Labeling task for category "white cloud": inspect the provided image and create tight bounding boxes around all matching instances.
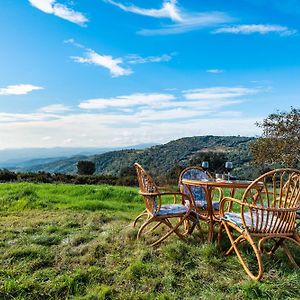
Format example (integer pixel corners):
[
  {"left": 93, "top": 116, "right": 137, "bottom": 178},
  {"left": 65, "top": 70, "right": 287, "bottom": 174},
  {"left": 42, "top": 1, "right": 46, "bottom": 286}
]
[
  {"left": 0, "top": 84, "right": 44, "bottom": 96},
  {"left": 126, "top": 54, "right": 173, "bottom": 64},
  {"left": 105, "top": 0, "right": 232, "bottom": 35},
  {"left": 0, "top": 85, "right": 265, "bottom": 148},
  {"left": 42, "top": 136, "right": 52, "bottom": 141},
  {"left": 79, "top": 93, "right": 175, "bottom": 109},
  {"left": 213, "top": 24, "right": 297, "bottom": 36},
  {"left": 0, "top": 112, "right": 260, "bottom": 149},
  {"left": 39, "top": 104, "right": 72, "bottom": 113},
  {"left": 206, "top": 69, "right": 224, "bottom": 73},
  {"left": 183, "top": 87, "right": 257, "bottom": 100},
  {"left": 29, "top": 0, "right": 88, "bottom": 26},
  {"left": 105, "top": 0, "right": 182, "bottom": 21},
  {"left": 67, "top": 39, "right": 173, "bottom": 77},
  {"left": 71, "top": 49, "right": 132, "bottom": 78}
]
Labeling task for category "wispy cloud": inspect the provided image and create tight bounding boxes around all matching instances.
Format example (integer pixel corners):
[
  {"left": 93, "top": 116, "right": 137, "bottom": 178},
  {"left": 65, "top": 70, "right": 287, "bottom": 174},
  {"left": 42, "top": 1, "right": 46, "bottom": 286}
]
[
  {"left": 67, "top": 39, "right": 173, "bottom": 77},
  {"left": 182, "top": 87, "right": 257, "bottom": 100},
  {"left": 28, "top": 0, "right": 88, "bottom": 26},
  {"left": 213, "top": 24, "right": 297, "bottom": 36},
  {"left": 39, "top": 104, "right": 72, "bottom": 113},
  {"left": 206, "top": 69, "right": 224, "bottom": 74},
  {"left": 79, "top": 86, "right": 259, "bottom": 114},
  {"left": 0, "top": 112, "right": 259, "bottom": 148},
  {"left": 105, "top": 0, "right": 232, "bottom": 35},
  {"left": 0, "top": 85, "right": 264, "bottom": 148},
  {"left": 71, "top": 49, "right": 132, "bottom": 78},
  {"left": 105, "top": 0, "right": 182, "bottom": 21},
  {"left": 0, "top": 84, "right": 43, "bottom": 96},
  {"left": 79, "top": 93, "right": 175, "bottom": 109},
  {"left": 126, "top": 54, "right": 173, "bottom": 64}
]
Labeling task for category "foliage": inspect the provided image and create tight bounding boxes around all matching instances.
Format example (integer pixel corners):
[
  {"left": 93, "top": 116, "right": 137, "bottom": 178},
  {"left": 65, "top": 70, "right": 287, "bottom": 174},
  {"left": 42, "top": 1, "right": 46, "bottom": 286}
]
[
  {"left": 0, "top": 183, "right": 299, "bottom": 299},
  {"left": 250, "top": 107, "right": 300, "bottom": 168},
  {"left": 19, "top": 136, "right": 255, "bottom": 180},
  {"left": 0, "top": 169, "right": 17, "bottom": 181},
  {"left": 77, "top": 161, "right": 96, "bottom": 175}
]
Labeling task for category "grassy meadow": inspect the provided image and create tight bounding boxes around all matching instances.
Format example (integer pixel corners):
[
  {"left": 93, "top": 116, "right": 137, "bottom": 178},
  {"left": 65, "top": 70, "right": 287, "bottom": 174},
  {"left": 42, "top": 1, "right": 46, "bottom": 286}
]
[{"left": 0, "top": 182, "right": 299, "bottom": 299}]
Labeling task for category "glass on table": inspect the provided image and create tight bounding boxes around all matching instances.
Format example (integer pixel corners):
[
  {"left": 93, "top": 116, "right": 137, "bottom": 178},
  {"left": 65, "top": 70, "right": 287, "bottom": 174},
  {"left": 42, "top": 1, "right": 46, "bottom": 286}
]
[
  {"left": 225, "top": 161, "right": 233, "bottom": 182},
  {"left": 201, "top": 161, "right": 209, "bottom": 172}
]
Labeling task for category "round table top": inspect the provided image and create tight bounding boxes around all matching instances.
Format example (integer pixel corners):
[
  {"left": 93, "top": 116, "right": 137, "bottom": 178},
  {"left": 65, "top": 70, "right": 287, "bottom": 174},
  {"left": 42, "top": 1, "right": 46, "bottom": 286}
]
[{"left": 181, "top": 178, "right": 263, "bottom": 189}]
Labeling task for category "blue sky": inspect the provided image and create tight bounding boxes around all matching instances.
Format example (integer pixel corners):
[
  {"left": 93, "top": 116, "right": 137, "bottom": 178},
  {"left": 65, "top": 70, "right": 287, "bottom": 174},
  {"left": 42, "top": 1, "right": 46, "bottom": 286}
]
[{"left": 0, "top": 0, "right": 299, "bottom": 149}]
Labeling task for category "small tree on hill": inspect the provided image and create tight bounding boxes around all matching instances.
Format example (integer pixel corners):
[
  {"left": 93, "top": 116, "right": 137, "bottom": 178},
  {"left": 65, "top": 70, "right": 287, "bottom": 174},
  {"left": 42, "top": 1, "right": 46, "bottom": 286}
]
[
  {"left": 250, "top": 107, "right": 300, "bottom": 167},
  {"left": 77, "top": 160, "right": 96, "bottom": 175}
]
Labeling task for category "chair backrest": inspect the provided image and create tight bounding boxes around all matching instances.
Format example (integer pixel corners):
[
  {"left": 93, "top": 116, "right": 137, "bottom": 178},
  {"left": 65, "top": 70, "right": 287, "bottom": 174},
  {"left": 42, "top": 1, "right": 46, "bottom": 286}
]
[
  {"left": 178, "top": 166, "right": 212, "bottom": 203},
  {"left": 242, "top": 168, "right": 300, "bottom": 233},
  {"left": 134, "top": 163, "right": 159, "bottom": 215}
]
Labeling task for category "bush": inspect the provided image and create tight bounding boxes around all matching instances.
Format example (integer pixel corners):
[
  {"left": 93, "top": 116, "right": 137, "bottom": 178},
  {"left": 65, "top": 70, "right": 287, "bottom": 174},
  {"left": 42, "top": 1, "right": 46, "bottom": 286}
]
[{"left": 0, "top": 169, "right": 18, "bottom": 182}]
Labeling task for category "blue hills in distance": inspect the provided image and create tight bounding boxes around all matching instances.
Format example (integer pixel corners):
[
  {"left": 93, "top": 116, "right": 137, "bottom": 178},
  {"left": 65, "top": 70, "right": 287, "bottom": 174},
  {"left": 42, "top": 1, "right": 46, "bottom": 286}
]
[
  {"left": 0, "top": 143, "right": 156, "bottom": 170},
  {"left": 0, "top": 136, "right": 255, "bottom": 178}
]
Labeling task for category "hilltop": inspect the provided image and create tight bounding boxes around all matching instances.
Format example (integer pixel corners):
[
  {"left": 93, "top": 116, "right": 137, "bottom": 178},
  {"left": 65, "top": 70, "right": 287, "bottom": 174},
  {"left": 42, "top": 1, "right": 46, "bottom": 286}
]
[{"left": 18, "top": 136, "right": 255, "bottom": 179}]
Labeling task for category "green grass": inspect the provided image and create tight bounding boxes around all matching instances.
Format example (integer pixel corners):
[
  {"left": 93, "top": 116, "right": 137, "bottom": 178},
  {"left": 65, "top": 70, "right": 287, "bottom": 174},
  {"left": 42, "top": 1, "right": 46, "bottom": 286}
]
[{"left": 0, "top": 183, "right": 299, "bottom": 299}]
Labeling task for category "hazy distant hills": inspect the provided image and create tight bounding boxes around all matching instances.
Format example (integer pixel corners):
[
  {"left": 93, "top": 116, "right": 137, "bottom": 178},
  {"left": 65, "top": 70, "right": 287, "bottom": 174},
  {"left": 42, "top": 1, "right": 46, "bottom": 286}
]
[
  {"left": 7, "top": 136, "right": 255, "bottom": 177},
  {"left": 0, "top": 144, "right": 155, "bottom": 170}
]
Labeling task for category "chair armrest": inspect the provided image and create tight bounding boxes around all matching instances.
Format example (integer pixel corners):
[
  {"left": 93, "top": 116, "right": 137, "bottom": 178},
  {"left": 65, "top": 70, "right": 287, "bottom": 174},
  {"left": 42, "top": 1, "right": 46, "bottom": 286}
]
[{"left": 219, "top": 197, "right": 246, "bottom": 216}]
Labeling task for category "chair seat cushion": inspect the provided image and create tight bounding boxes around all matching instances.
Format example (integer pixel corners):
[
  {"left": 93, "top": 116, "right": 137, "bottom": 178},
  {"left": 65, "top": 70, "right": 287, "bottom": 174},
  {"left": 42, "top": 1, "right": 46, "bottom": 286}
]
[
  {"left": 223, "top": 211, "right": 288, "bottom": 232},
  {"left": 156, "top": 204, "right": 188, "bottom": 216},
  {"left": 185, "top": 200, "right": 220, "bottom": 211}
]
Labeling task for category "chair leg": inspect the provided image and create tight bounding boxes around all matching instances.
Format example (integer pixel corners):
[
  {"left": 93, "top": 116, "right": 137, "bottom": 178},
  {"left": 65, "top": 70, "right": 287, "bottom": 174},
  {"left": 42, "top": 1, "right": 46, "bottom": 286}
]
[
  {"left": 143, "top": 221, "right": 163, "bottom": 235},
  {"left": 258, "top": 235, "right": 300, "bottom": 269},
  {"left": 218, "top": 223, "right": 224, "bottom": 248},
  {"left": 162, "top": 219, "right": 186, "bottom": 239},
  {"left": 133, "top": 210, "right": 148, "bottom": 227},
  {"left": 151, "top": 213, "right": 191, "bottom": 247},
  {"left": 280, "top": 235, "right": 300, "bottom": 269},
  {"left": 223, "top": 222, "right": 263, "bottom": 281},
  {"left": 183, "top": 212, "right": 200, "bottom": 235},
  {"left": 282, "top": 242, "right": 299, "bottom": 269},
  {"left": 258, "top": 237, "right": 283, "bottom": 256},
  {"left": 190, "top": 213, "right": 201, "bottom": 235},
  {"left": 137, "top": 217, "right": 154, "bottom": 240}
]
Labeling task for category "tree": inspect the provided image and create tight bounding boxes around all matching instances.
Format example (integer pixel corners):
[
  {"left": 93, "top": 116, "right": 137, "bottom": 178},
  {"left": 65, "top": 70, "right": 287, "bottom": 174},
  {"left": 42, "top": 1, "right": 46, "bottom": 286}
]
[
  {"left": 77, "top": 160, "right": 96, "bottom": 175},
  {"left": 250, "top": 107, "right": 300, "bottom": 167}
]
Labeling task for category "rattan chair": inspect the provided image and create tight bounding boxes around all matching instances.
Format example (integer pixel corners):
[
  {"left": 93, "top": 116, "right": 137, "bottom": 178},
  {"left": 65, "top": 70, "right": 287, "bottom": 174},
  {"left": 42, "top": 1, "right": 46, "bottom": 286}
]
[
  {"left": 178, "top": 166, "right": 223, "bottom": 239},
  {"left": 134, "top": 163, "right": 199, "bottom": 246},
  {"left": 219, "top": 168, "right": 300, "bottom": 280}
]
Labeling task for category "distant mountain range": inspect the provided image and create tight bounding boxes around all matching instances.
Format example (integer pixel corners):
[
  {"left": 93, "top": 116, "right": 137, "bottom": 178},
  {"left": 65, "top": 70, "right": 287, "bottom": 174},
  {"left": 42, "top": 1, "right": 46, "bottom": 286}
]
[
  {"left": 0, "top": 144, "right": 155, "bottom": 170},
  {"left": 2, "top": 136, "right": 256, "bottom": 178}
]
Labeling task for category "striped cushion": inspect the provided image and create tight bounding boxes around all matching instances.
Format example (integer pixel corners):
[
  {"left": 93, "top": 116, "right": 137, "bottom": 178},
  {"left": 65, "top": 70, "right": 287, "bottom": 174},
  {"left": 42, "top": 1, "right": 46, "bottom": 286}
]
[
  {"left": 156, "top": 204, "right": 188, "bottom": 216},
  {"left": 223, "top": 211, "right": 288, "bottom": 232}
]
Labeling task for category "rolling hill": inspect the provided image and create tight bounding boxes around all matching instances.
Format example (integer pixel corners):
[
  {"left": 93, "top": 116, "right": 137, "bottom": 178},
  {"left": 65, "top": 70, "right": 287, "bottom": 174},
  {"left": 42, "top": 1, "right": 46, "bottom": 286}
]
[{"left": 20, "top": 136, "right": 256, "bottom": 178}]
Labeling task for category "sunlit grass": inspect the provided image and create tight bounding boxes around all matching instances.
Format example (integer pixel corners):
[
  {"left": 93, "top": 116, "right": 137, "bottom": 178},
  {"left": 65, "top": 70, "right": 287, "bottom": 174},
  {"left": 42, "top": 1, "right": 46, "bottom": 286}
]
[{"left": 0, "top": 183, "right": 299, "bottom": 299}]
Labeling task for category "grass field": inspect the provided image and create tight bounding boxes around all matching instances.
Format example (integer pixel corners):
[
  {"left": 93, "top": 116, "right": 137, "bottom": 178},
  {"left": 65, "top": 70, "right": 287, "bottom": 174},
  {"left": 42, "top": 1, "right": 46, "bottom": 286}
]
[{"left": 0, "top": 183, "right": 299, "bottom": 299}]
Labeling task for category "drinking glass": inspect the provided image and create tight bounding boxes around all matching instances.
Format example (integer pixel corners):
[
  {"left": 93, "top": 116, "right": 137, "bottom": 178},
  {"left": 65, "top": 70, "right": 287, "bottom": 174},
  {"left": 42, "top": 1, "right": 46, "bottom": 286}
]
[
  {"left": 201, "top": 161, "right": 209, "bottom": 173},
  {"left": 225, "top": 161, "right": 233, "bottom": 182}
]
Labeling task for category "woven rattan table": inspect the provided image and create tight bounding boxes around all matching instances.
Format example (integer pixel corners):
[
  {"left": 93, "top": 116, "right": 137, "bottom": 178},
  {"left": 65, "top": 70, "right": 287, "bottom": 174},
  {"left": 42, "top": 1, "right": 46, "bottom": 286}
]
[{"left": 181, "top": 178, "right": 263, "bottom": 242}]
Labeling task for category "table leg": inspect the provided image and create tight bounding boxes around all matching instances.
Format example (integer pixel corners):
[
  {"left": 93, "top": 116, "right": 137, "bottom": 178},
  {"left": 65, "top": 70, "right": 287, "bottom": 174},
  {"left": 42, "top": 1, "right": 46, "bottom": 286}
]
[
  {"left": 208, "top": 220, "right": 214, "bottom": 243},
  {"left": 205, "top": 186, "right": 215, "bottom": 243},
  {"left": 228, "top": 188, "right": 236, "bottom": 211}
]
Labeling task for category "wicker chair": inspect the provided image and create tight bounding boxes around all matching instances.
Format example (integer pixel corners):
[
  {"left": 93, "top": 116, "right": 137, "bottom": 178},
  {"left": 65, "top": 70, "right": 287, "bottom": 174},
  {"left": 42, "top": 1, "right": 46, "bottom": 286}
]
[
  {"left": 178, "top": 166, "right": 223, "bottom": 240},
  {"left": 219, "top": 168, "right": 300, "bottom": 280},
  {"left": 134, "top": 163, "right": 199, "bottom": 246}
]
